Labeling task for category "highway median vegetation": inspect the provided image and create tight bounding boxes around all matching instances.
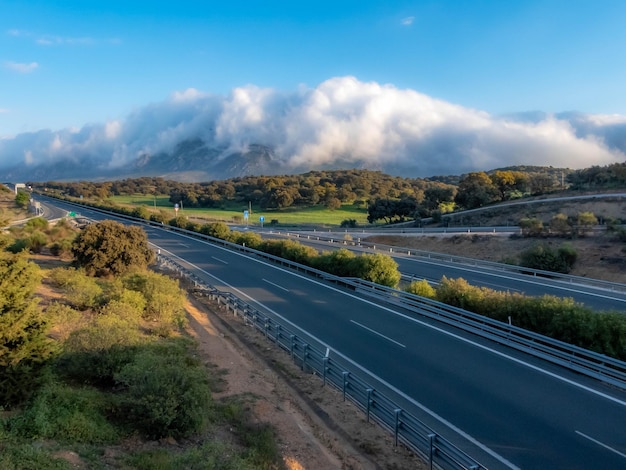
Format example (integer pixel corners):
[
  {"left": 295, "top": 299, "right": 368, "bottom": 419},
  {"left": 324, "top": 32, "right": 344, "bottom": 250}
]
[{"left": 407, "top": 276, "right": 626, "bottom": 360}]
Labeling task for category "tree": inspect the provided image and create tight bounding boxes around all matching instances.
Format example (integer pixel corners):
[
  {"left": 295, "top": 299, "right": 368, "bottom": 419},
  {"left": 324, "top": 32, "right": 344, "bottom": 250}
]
[
  {"left": 550, "top": 213, "right": 572, "bottom": 237},
  {"left": 454, "top": 172, "right": 499, "bottom": 209},
  {"left": 15, "top": 190, "right": 30, "bottom": 209},
  {"left": 72, "top": 220, "right": 155, "bottom": 277},
  {"left": 577, "top": 211, "right": 598, "bottom": 235},
  {"left": 0, "top": 253, "right": 54, "bottom": 405}
]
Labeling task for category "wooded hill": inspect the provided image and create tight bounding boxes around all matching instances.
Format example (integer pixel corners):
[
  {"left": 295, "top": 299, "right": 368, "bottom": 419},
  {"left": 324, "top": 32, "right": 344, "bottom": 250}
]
[{"left": 33, "top": 162, "right": 625, "bottom": 223}]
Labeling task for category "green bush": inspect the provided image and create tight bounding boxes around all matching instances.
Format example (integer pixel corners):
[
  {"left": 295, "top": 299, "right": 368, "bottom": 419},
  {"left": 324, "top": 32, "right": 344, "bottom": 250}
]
[
  {"left": 433, "top": 276, "right": 626, "bottom": 360},
  {"left": 519, "top": 243, "right": 578, "bottom": 274},
  {"left": 6, "top": 381, "right": 119, "bottom": 444},
  {"left": 59, "top": 315, "right": 143, "bottom": 386},
  {"left": 350, "top": 253, "right": 401, "bottom": 287},
  {"left": 122, "top": 271, "right": 186, "bottom": 332},
  {"left": 113, "top": 340, "right": 213, "bottom": 439},
  {"left": 49, "top": 267, "right": 103, "bottom": 309},
  {"left": 405, "top": 279, "right": 436, "bottom": 299}
]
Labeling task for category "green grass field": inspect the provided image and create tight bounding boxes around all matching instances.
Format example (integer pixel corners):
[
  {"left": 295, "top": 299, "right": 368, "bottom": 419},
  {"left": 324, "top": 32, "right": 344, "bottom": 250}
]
[{"left": 109, "top": 195, "right": 370, "bottom": 227}]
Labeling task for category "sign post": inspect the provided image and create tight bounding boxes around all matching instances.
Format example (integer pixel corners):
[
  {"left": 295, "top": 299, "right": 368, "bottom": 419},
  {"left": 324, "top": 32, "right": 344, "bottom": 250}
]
[
  {"left": 259, "top": 215, "right": 265, "bottom": 228},
  {"left": 243, "top": 210, "right": 249, "bottom": 227}
]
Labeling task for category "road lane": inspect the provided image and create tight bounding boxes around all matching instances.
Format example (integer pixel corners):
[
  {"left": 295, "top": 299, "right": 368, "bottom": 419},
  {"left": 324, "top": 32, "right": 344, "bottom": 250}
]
[{"left": 37, "top": 197, "right": 626, "bottom": 468}]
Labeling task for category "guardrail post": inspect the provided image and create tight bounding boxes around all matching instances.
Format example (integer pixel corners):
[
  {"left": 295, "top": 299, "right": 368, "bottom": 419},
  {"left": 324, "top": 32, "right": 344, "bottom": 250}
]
[
  {"left": 342, "top": 371, "right": 349, "bottom": 401},
  {"left": 366, "top": 388, "right": 373, "bottom": 422},
  {"left": 394, "top": 409, "right": 402, "bottom": 446},
  {"left": 302, "top": 343, "right": 308, "bottom": 371},
  {"left": 322, "top": 357, "right": 328, "bottom": 386},
  {"left": 428, "top": 434, "right": 436, "bottom": 470},
  {"left": 290, "top": 335, "right": 295, "bottom": 359}
]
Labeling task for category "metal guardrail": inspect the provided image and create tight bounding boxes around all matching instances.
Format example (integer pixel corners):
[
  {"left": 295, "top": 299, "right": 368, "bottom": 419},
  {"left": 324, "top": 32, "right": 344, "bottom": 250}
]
[
  {"left": 348, "top": 278, "right": 626, "bottom": 391},
  {"left": 45, "top": 195, "right": 626, "bottom": 390},
  {"left": 273, "top": 230, "right": 626, "bottom": 294},
  {"left": 158, "top": 254, "right": 486, "bottom": 470}
]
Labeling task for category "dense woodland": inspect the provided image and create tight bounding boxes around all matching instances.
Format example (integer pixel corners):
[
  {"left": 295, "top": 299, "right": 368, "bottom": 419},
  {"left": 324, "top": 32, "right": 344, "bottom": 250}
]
[{"left": 33, "top": 162, "right": 626, "bottom": 224}]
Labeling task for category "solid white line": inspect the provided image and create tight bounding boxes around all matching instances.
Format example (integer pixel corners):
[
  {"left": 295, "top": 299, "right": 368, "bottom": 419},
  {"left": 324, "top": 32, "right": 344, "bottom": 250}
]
[
  {"left": 179, "top": 242, "right": 189, "bottom": 247},
  {"left": 350, "top": 320, "right": 406, "bottom": 348},
  {"left": 211, "top": 256, "right": 228, "bottom": 264},
  {"left": 405, "top": 257, "right": 626, "bottom": 303},
  {"left": 263, "top": 278, "right": 290, "bottom": 292},
  {"left": 576, "top": 430, "right": 626, "bottom": 459}
]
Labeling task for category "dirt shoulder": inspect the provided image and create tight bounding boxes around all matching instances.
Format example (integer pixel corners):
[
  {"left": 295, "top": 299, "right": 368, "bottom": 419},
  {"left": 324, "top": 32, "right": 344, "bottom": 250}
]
[
  {"left": 183, "top": 286, "right": 425, "bottom": 470},
  {"left": 364, "top": 232, "right": 626, "bottom": 285}
]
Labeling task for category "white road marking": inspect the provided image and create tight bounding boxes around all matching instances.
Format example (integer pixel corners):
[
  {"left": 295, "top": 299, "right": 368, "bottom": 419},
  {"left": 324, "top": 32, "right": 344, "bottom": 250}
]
[
  {"left": 350, "top": 320, "right": 406, "bottom": 348},
  {"left": 211, "top": 256, "right": 228, "bottom": 264},
  {"left": 154, "top": 241, "right": 519, "bottom": 469},
  {"left": 404, "top": 257, "right": 626, "bottom": 304},
  {"left": 576, "top": 430, "right": 626, "bottom": 460},
  {"left": 263, "top": 278, "right": 290, "bottom": 292},
  {"left": 179, "top": 242, "right": 189, "bottom": 247}
]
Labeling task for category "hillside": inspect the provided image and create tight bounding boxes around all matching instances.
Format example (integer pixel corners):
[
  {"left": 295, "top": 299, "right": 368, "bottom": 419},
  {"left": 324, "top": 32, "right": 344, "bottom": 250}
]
[{"left": 367, "top": 196, "right": 626, "bottom": 285}]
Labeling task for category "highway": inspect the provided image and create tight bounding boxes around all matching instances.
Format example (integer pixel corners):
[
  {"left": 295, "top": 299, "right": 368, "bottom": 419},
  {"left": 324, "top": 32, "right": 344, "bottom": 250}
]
[
  {"left": 37, "top": 197, "right": 626, "bottom": 468},
  {"left": 261, "top": 231, "right": 626, "bottom": 312}
]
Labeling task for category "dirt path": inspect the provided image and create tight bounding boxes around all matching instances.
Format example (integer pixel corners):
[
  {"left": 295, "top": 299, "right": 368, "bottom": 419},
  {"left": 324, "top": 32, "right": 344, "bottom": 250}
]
[{"left": 183, "top": 290, "right": 425, "bottom": 470}]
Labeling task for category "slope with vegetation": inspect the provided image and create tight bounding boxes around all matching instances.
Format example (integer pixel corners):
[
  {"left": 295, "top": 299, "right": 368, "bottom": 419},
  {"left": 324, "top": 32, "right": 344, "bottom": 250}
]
[{"left": 0, "top": 219, "right": 284, "bottom": 469}]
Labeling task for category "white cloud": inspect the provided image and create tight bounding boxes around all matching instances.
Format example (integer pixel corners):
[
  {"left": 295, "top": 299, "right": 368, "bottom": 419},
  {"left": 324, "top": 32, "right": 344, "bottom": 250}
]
[
  {"left": 0, "top": 77, "right": 624, "bottom": 177},
  {"left": 36, "top": 35, "right": 94, "bottom": 46},
  {"left": 4, "top": 61, "right": 39, "bottom": 73},
  {"left": 401, "top": 16, "right": 415, "bottom": 26}
]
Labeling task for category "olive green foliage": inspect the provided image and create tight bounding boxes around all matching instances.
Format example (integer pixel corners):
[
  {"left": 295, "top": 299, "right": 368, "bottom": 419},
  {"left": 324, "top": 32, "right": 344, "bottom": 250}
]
[
  {"left": 519, "top": 217, "right": 544, "bottom": 237},
  {"left": 200, "top": 221, "right": 232, "bottom": 239},
  {"left": 71, "top": 220, "right": 155, "bottom": 276},
  {"left": 405, "top": 279, "right": 436, "bottom": 299},
  {"left": 113, "top": 339, "right": 213, "bottom": 439},
  {"left": 15, "top": 190, "right": 30, "bottom": 209},
  {"left": 312, "top": 248, "right": 358, "bottom": 277},
  {"left": 6, "top": 381, "right": 119, "bottom": 444},
  {"left": 49, "top": 267, "right": 103, "bottom": 310},
  {"left": 122, "top": 271, "right": 187, "bottom": 332},
  {"left": 0, "top": 253, "right": 54, "bottom": 406},
  {"left": 126, "top": 442, "right": 259, "bottom": 470},
  {"left": 432, "top": 277, "right": 626, "bottom": 360},
  {"left": 519, "top": 243, "right": 578, "bottom": 274},
  {"left": 0, "top": 443, "right": 72, "bottom": 469},
  {"left": 350, "top": 253, "right": 401, "bottom": 287}
]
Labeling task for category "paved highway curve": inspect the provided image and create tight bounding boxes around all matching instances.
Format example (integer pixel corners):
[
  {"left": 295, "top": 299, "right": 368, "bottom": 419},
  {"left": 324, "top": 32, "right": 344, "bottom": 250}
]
[{"left": 38, "top": 198, "right": 626, "bottom": 469}]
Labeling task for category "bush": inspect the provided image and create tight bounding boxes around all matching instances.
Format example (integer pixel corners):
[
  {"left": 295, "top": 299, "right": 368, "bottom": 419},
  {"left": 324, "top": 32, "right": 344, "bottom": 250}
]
[
  {"left": 519, "top": 243, "right": 578, "bottom": 274},
  {"left": 6, "top": 381, "right": 119, "bottom": 444},
  {"left": 340, "top": 219, "right": 358, "bottom": 228},
  {"left": 113, "top": 340, "right": 213, "bottom": 439},
  {"left": 49, "top": 267, "right": 103, "bottom": 309},
  {"left": 122, "top": 271, "right": 186, "bottom": 332},
  {"left": 71, "top": 220, "right": 155, "bottom": 277},
  {"left": 405, "top": 279, "right": 436, "bottom": 298},
  {"left": 350, "top": 253, "right": 401, "bottom": 288}
]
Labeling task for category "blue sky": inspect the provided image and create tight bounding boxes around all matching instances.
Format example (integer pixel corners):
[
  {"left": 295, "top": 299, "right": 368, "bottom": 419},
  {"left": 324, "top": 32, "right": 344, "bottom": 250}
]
[
  {"left": 3, "top": 0, "right": 626, "bottom": 136},
  {"left": 1, "top": 1, "right": 626, "bottom": 178}
]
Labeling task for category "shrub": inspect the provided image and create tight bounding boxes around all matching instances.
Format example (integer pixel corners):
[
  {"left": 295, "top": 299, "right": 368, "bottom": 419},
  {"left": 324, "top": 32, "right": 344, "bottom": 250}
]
[
  {"left": 350, "top": 253, "right": 401, "bottom": 288},
  {"left": 71, "top": 220, "right": 155, "bottom": 277},
  {"left": 49, "top": 267, "right": 103, "bottom": 309},
  {"left": 6, "top": 381, "right": 119, "bottom": 444},
  {"left": 122, "top": 271, "right": 186, "bottom": 332},
  {"left": 340, "top": 219, "right": 358, "bottom": 228},
  {"left": 113, "top": 340, "right": 213, "bottom": 439},
  {"left": 200, "top": 222, "right": 231, "bottom": 239},
  {"left": 519, "top": 243, "right": 578, "bottom": 274},
  {"left": 519, "top": 217, "right": 544, "bottom": 237},
  {"left": 405, "top": 279, "right": 436, "bottom": 299}
]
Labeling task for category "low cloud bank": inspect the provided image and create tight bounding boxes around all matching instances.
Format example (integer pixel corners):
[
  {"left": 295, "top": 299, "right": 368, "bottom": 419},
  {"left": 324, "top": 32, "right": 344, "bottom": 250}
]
[{"left": 2, "top": 76, "right": 625, "bottom": 178}]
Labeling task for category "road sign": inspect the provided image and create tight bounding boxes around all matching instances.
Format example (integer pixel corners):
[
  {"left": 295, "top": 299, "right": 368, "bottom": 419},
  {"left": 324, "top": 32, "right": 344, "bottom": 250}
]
[
  {"left": 174, "top": 203, "right": 179, "bottom": 213},
  {"left": 259, "top": 216, "right": 265, "bottom": 222},
  {"left": 243, "top": 210, "right": 249, "bottom": 220}
]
